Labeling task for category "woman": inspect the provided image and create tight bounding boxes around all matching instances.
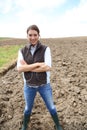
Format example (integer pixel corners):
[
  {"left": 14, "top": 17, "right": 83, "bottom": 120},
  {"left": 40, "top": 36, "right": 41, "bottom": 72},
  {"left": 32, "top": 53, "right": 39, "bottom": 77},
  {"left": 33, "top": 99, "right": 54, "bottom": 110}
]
[{"left": 17, "top": 25, "right": 63, "bottom": 130}]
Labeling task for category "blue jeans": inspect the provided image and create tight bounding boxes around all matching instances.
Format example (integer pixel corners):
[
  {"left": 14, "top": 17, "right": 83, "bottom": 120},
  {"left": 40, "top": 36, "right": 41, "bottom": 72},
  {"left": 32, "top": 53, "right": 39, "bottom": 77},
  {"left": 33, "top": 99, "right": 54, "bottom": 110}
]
[{"left": 23, "top": 83, "right": 57, "bottom": 115}]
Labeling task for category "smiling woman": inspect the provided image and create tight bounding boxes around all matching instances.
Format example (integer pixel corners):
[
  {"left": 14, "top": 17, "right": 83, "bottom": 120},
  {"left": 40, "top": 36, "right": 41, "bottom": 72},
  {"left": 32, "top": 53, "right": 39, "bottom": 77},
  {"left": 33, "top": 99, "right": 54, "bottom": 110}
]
[{"left": 17, "top": 24, "right": 63, "bottom": 130}]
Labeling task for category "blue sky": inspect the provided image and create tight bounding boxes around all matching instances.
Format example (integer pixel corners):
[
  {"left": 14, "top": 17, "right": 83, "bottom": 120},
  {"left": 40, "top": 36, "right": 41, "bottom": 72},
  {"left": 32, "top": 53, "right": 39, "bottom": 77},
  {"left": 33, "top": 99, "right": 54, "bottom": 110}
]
[{"left": 0, "top": 0, "right": 87, "bottom": 38}]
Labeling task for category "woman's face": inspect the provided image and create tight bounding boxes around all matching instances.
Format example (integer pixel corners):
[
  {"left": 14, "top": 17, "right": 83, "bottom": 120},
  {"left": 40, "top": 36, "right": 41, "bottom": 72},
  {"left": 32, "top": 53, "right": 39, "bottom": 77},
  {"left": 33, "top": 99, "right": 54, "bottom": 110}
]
[{"left": 27, "top": 29, "right": 39, "bottom": 45}]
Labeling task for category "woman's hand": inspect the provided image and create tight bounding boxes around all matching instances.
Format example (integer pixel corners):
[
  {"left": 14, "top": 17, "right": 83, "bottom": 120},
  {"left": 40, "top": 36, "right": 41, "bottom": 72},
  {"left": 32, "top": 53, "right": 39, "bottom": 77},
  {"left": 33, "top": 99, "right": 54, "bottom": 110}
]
[{"left": 31, "top": 62, "right": 51, "bottom": 72}]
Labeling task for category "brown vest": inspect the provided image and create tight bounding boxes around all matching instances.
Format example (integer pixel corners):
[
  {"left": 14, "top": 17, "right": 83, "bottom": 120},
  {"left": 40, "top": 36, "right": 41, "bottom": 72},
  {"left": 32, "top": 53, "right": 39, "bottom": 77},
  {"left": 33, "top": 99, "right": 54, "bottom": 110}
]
[{"left": 21, "top": 42, "right": 47, "bottom": 86}]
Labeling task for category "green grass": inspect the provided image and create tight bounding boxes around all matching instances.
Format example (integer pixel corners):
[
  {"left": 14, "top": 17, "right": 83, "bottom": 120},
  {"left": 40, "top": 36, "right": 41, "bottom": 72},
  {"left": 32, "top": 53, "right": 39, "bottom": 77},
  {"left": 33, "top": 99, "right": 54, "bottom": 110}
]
[
  {"left": 0, "top": 37, "right": 12, "bottom": 41},
  {"left": 0, "top": 45, "right": 23, "bottom": 68}
]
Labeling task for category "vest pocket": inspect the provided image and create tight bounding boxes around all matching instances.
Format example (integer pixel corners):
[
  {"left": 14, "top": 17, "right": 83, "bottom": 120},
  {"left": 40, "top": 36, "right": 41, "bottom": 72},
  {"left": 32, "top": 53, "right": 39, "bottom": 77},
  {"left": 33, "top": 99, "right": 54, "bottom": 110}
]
[
  {"left": 36, "top": 72, "right": 47, "bottom": 82},
  {"left": 24, "top": 72, "right": 33, "bottom": 81}
]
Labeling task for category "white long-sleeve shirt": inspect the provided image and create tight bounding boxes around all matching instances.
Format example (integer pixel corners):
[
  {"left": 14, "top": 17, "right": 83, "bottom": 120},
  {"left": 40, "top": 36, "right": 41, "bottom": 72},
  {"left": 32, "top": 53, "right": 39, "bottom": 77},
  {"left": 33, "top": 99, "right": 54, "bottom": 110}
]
[{"left": 17, "top": 45, "right": 52, "bottom": 85}]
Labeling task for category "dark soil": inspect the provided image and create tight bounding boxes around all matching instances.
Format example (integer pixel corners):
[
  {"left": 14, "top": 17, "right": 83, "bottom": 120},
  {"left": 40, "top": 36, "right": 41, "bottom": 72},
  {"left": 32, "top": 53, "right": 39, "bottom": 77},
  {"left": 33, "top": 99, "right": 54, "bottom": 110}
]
[{"left": 0, "top": 37, "right": 87, "bottom": 130}]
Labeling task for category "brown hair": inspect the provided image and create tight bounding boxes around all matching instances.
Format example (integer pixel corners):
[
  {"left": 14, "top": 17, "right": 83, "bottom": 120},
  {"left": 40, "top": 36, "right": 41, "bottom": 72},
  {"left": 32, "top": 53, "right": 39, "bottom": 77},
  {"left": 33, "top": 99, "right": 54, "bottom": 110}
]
[{"left": 27, "top": 25, "right": 40, "bottom": 34}]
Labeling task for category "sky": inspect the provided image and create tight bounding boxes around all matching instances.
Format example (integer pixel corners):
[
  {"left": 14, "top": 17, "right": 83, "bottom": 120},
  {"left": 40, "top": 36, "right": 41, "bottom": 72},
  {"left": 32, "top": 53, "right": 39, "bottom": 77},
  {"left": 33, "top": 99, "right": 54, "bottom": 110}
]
[{"left": 0, "top": 0, "right": 87, "bottom": 38}]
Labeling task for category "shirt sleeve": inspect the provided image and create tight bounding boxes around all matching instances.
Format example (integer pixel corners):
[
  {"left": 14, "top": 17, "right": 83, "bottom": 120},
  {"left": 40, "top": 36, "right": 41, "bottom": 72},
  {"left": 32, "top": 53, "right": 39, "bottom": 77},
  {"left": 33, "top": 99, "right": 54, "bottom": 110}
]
[
  {"left": 44, "top": 47, "right": 52, "bottom": 67},
  {"left": 17, "top": 49, "right": 24, "bottom": 69}
]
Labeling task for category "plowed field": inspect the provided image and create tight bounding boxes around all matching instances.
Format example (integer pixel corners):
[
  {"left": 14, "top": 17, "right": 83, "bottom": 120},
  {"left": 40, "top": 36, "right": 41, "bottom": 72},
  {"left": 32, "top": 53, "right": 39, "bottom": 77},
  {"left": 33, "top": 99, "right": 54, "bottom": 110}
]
[{"left": 0, "top": 37, "right": 87, "bottom": 130}]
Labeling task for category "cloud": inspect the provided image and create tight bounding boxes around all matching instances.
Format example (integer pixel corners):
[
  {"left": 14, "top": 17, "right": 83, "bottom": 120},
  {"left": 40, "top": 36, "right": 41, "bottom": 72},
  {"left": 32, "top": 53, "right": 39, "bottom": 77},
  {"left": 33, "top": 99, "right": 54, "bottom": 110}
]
[
  {"left": 0, "top": 0, "right": 87, "bottom": 38},
  {"left": 60, "top": 0, "right": 87, "bottom": 23},
  {"left": 14, "top": 0, "right": 66, "bottom": 22},
  {"left": 0, "top": 0, "right": 12, "bottom": 14},
  {"left": 0, "top": 0, "right": 66, "bottom": 38},
  {"left": 39, "top": 0, "right": 87, "bottom": 38},
  {"left": 14, "top": 0, "right": 66, "bottom": 9}
]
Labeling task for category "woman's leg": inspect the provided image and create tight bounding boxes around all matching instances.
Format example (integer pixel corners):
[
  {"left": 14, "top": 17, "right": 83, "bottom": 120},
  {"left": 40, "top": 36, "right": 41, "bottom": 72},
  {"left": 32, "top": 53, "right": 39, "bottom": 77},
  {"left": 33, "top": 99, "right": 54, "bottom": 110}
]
[
  {"left": 38, "top": 83, "right": 56, "bottom": 114},
  {"left": 38, "top": 83, "right": 63, "bottom": 130},
  {"left": 24, "top": 84, "right": 37, "bottom": 115},
  {"left": 22, "top": 84, "right": 37, "bottom": 130}
]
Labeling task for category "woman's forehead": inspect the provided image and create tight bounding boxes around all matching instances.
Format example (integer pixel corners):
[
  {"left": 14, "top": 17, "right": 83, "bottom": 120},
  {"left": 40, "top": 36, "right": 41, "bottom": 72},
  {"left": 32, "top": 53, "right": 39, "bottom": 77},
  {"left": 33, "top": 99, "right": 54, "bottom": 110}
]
[{"left": 28, "top": 29, "right": 38, "bottom": 34}]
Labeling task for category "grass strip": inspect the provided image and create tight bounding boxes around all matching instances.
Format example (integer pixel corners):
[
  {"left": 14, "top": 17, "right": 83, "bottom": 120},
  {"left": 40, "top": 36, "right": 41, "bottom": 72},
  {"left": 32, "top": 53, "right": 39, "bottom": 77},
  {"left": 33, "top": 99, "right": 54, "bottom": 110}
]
[{"left": 0, "top": 45, "right": 23, "bottom": 69}]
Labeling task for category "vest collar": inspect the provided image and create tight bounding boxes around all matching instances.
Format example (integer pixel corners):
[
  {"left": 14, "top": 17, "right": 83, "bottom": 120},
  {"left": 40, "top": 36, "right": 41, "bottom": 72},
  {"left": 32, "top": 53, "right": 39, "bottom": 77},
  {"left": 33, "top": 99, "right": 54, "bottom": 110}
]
[{"left": 28, "top": 41, "right": 41, "bottom": 51}]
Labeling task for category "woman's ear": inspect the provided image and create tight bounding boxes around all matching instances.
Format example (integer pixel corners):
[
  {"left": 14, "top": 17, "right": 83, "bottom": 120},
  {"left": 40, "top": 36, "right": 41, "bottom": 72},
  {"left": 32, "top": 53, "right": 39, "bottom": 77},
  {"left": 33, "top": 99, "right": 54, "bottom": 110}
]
[{"left": 39, "top": 34, "right": 41, "bottom": 39}]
